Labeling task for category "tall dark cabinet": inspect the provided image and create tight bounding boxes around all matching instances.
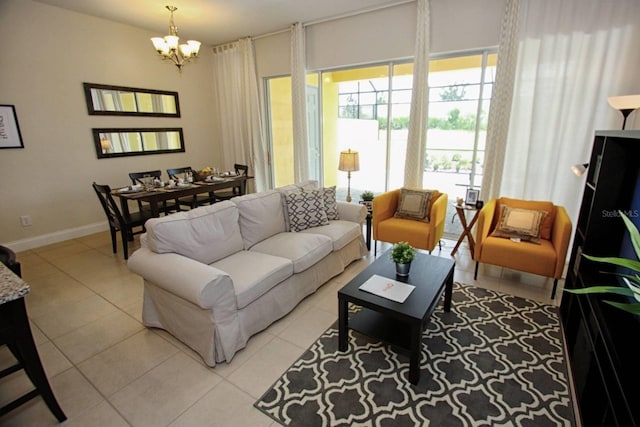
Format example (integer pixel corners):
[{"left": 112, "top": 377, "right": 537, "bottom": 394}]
[{"left": 561, "top": 130, "right": 640, "bottom": 426}]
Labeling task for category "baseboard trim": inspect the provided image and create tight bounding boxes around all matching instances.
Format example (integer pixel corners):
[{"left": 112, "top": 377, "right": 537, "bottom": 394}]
[{"left": 3, "top": 222, "right": 109, "bottom": 252}]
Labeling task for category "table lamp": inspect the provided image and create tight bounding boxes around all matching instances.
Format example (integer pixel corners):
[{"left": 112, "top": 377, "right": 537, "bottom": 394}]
[{"left": 338, "top": 149, "right": 359, "bottom": 202}]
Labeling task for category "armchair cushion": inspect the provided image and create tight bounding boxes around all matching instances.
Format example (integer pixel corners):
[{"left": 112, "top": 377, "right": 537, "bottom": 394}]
[
  {"left": 498, "top": 198, "right": 556, "bottom": 240},
  {"left": 373, "top": 188, "right": 447, "bottom": 253},
  {"left": 394, "top": 188, "right": 433, "bottom": 221},
  {"left": 492, "top": 205, "right": 548, "bottom": 243}
]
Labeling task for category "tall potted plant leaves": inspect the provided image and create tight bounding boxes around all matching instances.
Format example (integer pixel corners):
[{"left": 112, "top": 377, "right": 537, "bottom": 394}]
[{"left": 565, "top": 212, "right": 640, "bottom": 315}]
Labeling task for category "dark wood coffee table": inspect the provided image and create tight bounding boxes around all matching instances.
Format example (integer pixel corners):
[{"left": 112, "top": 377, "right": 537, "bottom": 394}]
[{"left": 338, "top": 250, "right": 455, "bottom": 384}]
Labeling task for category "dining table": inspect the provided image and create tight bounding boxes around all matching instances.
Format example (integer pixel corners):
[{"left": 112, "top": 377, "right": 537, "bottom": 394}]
[{"left": 112, "top": 175, "right": 251, "bottom": 218}]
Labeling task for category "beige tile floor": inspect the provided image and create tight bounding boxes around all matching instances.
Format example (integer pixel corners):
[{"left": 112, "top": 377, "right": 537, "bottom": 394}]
[{"left": 0, "top": 231, "right": 564, "bottom": 426}]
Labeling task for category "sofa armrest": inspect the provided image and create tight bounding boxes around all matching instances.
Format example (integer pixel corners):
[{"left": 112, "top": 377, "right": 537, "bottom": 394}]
[
  {"left": 551, "top": 206, "right": 573, "bottom": 278},
  {"left": 127, "top": 248, "right": 236, "bottom": 310},
  {"left": 337, "top": 201, "right": 367, "bottom": 224},
  {"left": 474, "top": 198, "right": 497, "bottom": 260}
]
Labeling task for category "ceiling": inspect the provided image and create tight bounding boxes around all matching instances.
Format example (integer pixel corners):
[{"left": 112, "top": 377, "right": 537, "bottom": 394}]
[{"left": 33, "top": 0, "right": 406, "bottom": 46}]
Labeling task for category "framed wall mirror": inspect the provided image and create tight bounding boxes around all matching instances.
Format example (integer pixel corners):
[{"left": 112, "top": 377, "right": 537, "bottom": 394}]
[
  {"left": 83, "top": 83, "right": 180, "bottom": 117},
  {"left": 93, "top": 128, "right": 185, "bottom": 158}
]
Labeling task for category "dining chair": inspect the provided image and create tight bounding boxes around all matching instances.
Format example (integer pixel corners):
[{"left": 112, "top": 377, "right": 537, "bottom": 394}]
[
  {"left": 167, "top": 167, "right": 215, "bottom": 208},
  {"left": 92, "top": 182, "right": 152, "bottom": 260},
  {"left": 128, "top": 170, "right": 180, "bottom": 215},
  {"left": 213, "top": 163, "right": 249, "bottom": 201}
]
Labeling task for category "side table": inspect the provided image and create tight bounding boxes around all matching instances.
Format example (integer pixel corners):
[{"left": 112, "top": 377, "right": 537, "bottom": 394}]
[
  {"left": 450, "top": 204, "right": 480, "bottom": 256},
  {"left": 359, "top": 201, "right": 373, "bottom": 251}
]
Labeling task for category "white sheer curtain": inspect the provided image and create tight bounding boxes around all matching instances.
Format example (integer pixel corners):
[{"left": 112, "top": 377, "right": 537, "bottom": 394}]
[
  {"left": 291, "top": 22, "right": 310, "bottom": 183},
  {"left": 480, "top": 0, "right": 522, "bottom": 200},
  {"left": 499, "top": 0, "right": 640, "bottom": 221},
  {"left": 211, "top": 37, "right": 269, "bottom": 192},
  {"left": 404, "top": 0, "right": 430, "bottom": 188}
]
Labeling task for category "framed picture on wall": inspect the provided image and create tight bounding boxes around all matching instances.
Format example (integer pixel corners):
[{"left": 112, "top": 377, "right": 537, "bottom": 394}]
[
  {"left": 465, "top": 188, "right": 479, "bottom": 206},
  {"left": 0, "top": 105, "right": 24, "bottom": 149}
]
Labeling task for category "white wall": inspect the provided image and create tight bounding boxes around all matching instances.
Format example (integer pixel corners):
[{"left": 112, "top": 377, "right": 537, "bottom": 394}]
[
  {"left": 0, "top": 0, "right": 507, "bottom": 250},
  {"left": 255, "top": 0, "right": 506, "bottom": 77},
  {"left": 0, "top": 0, "right": 221, "bottom": 250}
]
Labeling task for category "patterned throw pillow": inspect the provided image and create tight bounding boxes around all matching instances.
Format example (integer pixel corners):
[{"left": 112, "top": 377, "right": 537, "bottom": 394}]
[
  {"left": 320, "top": 186, "right": 339, "bottom": 220},
  {"left": 394, "top": 188, "right": 432, "bottom": 221},
  {"left": 285, "top": 190, "right": 329, "bottom": 232},
  {"left": 492, "top": 205, "right": 548, "bottom": 243}
]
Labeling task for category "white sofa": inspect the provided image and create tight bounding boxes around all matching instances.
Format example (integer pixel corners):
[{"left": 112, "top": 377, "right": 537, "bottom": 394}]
[{"left": 127, "top": 183, "right": 368, "bottom": 366}]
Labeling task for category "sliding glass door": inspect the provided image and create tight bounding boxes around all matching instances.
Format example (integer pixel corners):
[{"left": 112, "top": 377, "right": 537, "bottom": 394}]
[{"left": 265, "top": 49, "right": 497, "bottom": 227}]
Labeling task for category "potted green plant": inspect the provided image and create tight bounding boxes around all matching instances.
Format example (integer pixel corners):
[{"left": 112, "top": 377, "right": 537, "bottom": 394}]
[
  {"left": 359, "top": 190, "right": 374, "bottom": 213},
  {"left": 391, "top": 241, "right": 415, "bottom": 276},
  {"left": 564, "top": 211, "right": 640, "bottom": 315},
  {"left": 360, "top": 190, "right": 374, "bottom": 202}
]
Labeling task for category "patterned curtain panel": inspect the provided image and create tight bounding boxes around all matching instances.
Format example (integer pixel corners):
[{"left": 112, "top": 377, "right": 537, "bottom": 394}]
[
  {"left": 212, "top": 38, "right": 268, "bottom": 192},
  {"left": 480, "top": 0, "right": 522, "bottom": 201},
  {"left": 291, "top": 22, "right": 310, "bottom": 183},
  {"left": 404, "top": 0, "right": 430, "bottom": 188}
]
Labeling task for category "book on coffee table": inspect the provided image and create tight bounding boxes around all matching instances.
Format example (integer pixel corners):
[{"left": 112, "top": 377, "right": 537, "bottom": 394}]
[{"left": 359, "top": 274, "right": 415, "bottom": 303}]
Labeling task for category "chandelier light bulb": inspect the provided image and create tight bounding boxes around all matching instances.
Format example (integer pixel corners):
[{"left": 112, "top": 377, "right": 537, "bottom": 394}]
[{"left": 150, "top": 5, "right": 201, "bottom": 72}]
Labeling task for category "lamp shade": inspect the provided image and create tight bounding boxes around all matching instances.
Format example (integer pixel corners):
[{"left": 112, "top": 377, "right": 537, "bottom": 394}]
[
  {"left": 571, "top": 163, "right": 588, "bottom": 177},
  {"left": 608, "top": 95, "right": 640, "bottom": 110},
  {"left": 338, "top": 149, "right": 359, "bottom": 172}
]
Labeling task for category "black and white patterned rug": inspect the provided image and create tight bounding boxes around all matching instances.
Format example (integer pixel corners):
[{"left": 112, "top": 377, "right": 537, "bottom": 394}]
[{"left": 255, "top": 283, "right": 575, "bottom": 426}]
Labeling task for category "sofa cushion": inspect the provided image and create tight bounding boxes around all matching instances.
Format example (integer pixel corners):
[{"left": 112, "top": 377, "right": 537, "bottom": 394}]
[
  {"left": 144, "top": 201, "right": 243, "bottom": 264},
  {"left": 284, "top": 190, "right": 329, "bottom": 232},
  {"left": 210, "top": 251, "right": 293, "bottom": 309},
  {"left": 296, "top": 179, "right": 319, "bottom": 190},
  {"left": 300, "top": 220, "right": 361, "bottom": 251},
  {"left": 250, "top": 232, "right": 333, "bottom": 273},
  {"left": 275, "top": 185, "right": 301, "bottom": 232},
  {"left": 320, "top": 186, "right": 339, "bottom": 220},
  {"left": 232, "top": 191, "right": 286, "bottom": 249}
]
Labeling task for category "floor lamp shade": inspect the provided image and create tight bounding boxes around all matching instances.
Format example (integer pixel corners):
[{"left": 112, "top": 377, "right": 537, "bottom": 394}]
[
  {"left": 338, "top": 149, "right": 359, "bottom": 202},
  {"left": 608, "top": 94, "right": 640, "bottom": 129}
]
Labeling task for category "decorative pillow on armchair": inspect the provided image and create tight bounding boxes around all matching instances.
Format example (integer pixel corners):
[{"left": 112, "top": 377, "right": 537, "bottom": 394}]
[
  {"left": 394, "top": 188, "right": 433, "bottom": 221},
  {"left": 492, "top": 205, "right": 548, "bottom": 243},
  {"left": 285, "top": 190, "right": 329, "bottom": 232}
]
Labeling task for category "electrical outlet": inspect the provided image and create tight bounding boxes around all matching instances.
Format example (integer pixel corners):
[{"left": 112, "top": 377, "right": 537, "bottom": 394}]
[{"left": 20, "top": 215, "right": 32, "bottom": 227}]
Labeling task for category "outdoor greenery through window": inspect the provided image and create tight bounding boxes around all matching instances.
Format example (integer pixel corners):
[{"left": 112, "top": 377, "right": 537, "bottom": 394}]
[{"left": 266, "top": 49, "right": 497, "bottom": 237}]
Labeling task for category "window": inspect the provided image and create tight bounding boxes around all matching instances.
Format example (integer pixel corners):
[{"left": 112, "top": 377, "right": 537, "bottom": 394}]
[{"left": 265, "top": 49, "right": 497, "bottom": 235}]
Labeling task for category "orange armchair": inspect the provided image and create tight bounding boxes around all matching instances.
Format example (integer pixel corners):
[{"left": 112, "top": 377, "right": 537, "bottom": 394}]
[
  {"left": 473, "top": 197, "right": 572, "bottom": 299},
  {"left": 372, "top": 189, "right": 448, "bottom": 255}
]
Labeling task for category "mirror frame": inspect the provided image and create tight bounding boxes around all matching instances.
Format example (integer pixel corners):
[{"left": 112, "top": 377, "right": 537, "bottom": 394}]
[
  {"left": 93, "top": 128, "right": 185, "bottom": 159},
  {"left": 83, "top": 83, "right": 181, "bottom": 117}
]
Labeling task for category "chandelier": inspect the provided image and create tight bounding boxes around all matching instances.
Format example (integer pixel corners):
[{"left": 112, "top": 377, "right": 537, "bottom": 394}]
[{"left": 151, "top": 5, "right": 201, "bottom": 72}]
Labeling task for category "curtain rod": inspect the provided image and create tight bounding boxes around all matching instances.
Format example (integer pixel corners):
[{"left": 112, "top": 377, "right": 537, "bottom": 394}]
[{"left": 250, "top": 0, "right": 415, "bottom": 42}]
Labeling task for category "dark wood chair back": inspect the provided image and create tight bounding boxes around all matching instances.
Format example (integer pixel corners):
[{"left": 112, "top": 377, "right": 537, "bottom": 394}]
[
  {"left": 128, "top": 170, "right": 179, "bottom": 215},
  {"left": 0, "top": 245, "right": 21, "bottom": 277},
  {"left": 167, "top": 167, "right": 214, "bottom": 208},
  {"left": 234, "top": 164, "right": 249, "bottom": 177},
  {"left": 214, "top": 164, "right": 249, "bottom": 200},
  {"left": 129, "top": 170, "right": 162, "bottom": 185},
  {"left": 167, "top": 167, "right": 195, "bottom": 181},
  {"left": 92, "top": 182, "right": 149, "bottom": 260}
]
